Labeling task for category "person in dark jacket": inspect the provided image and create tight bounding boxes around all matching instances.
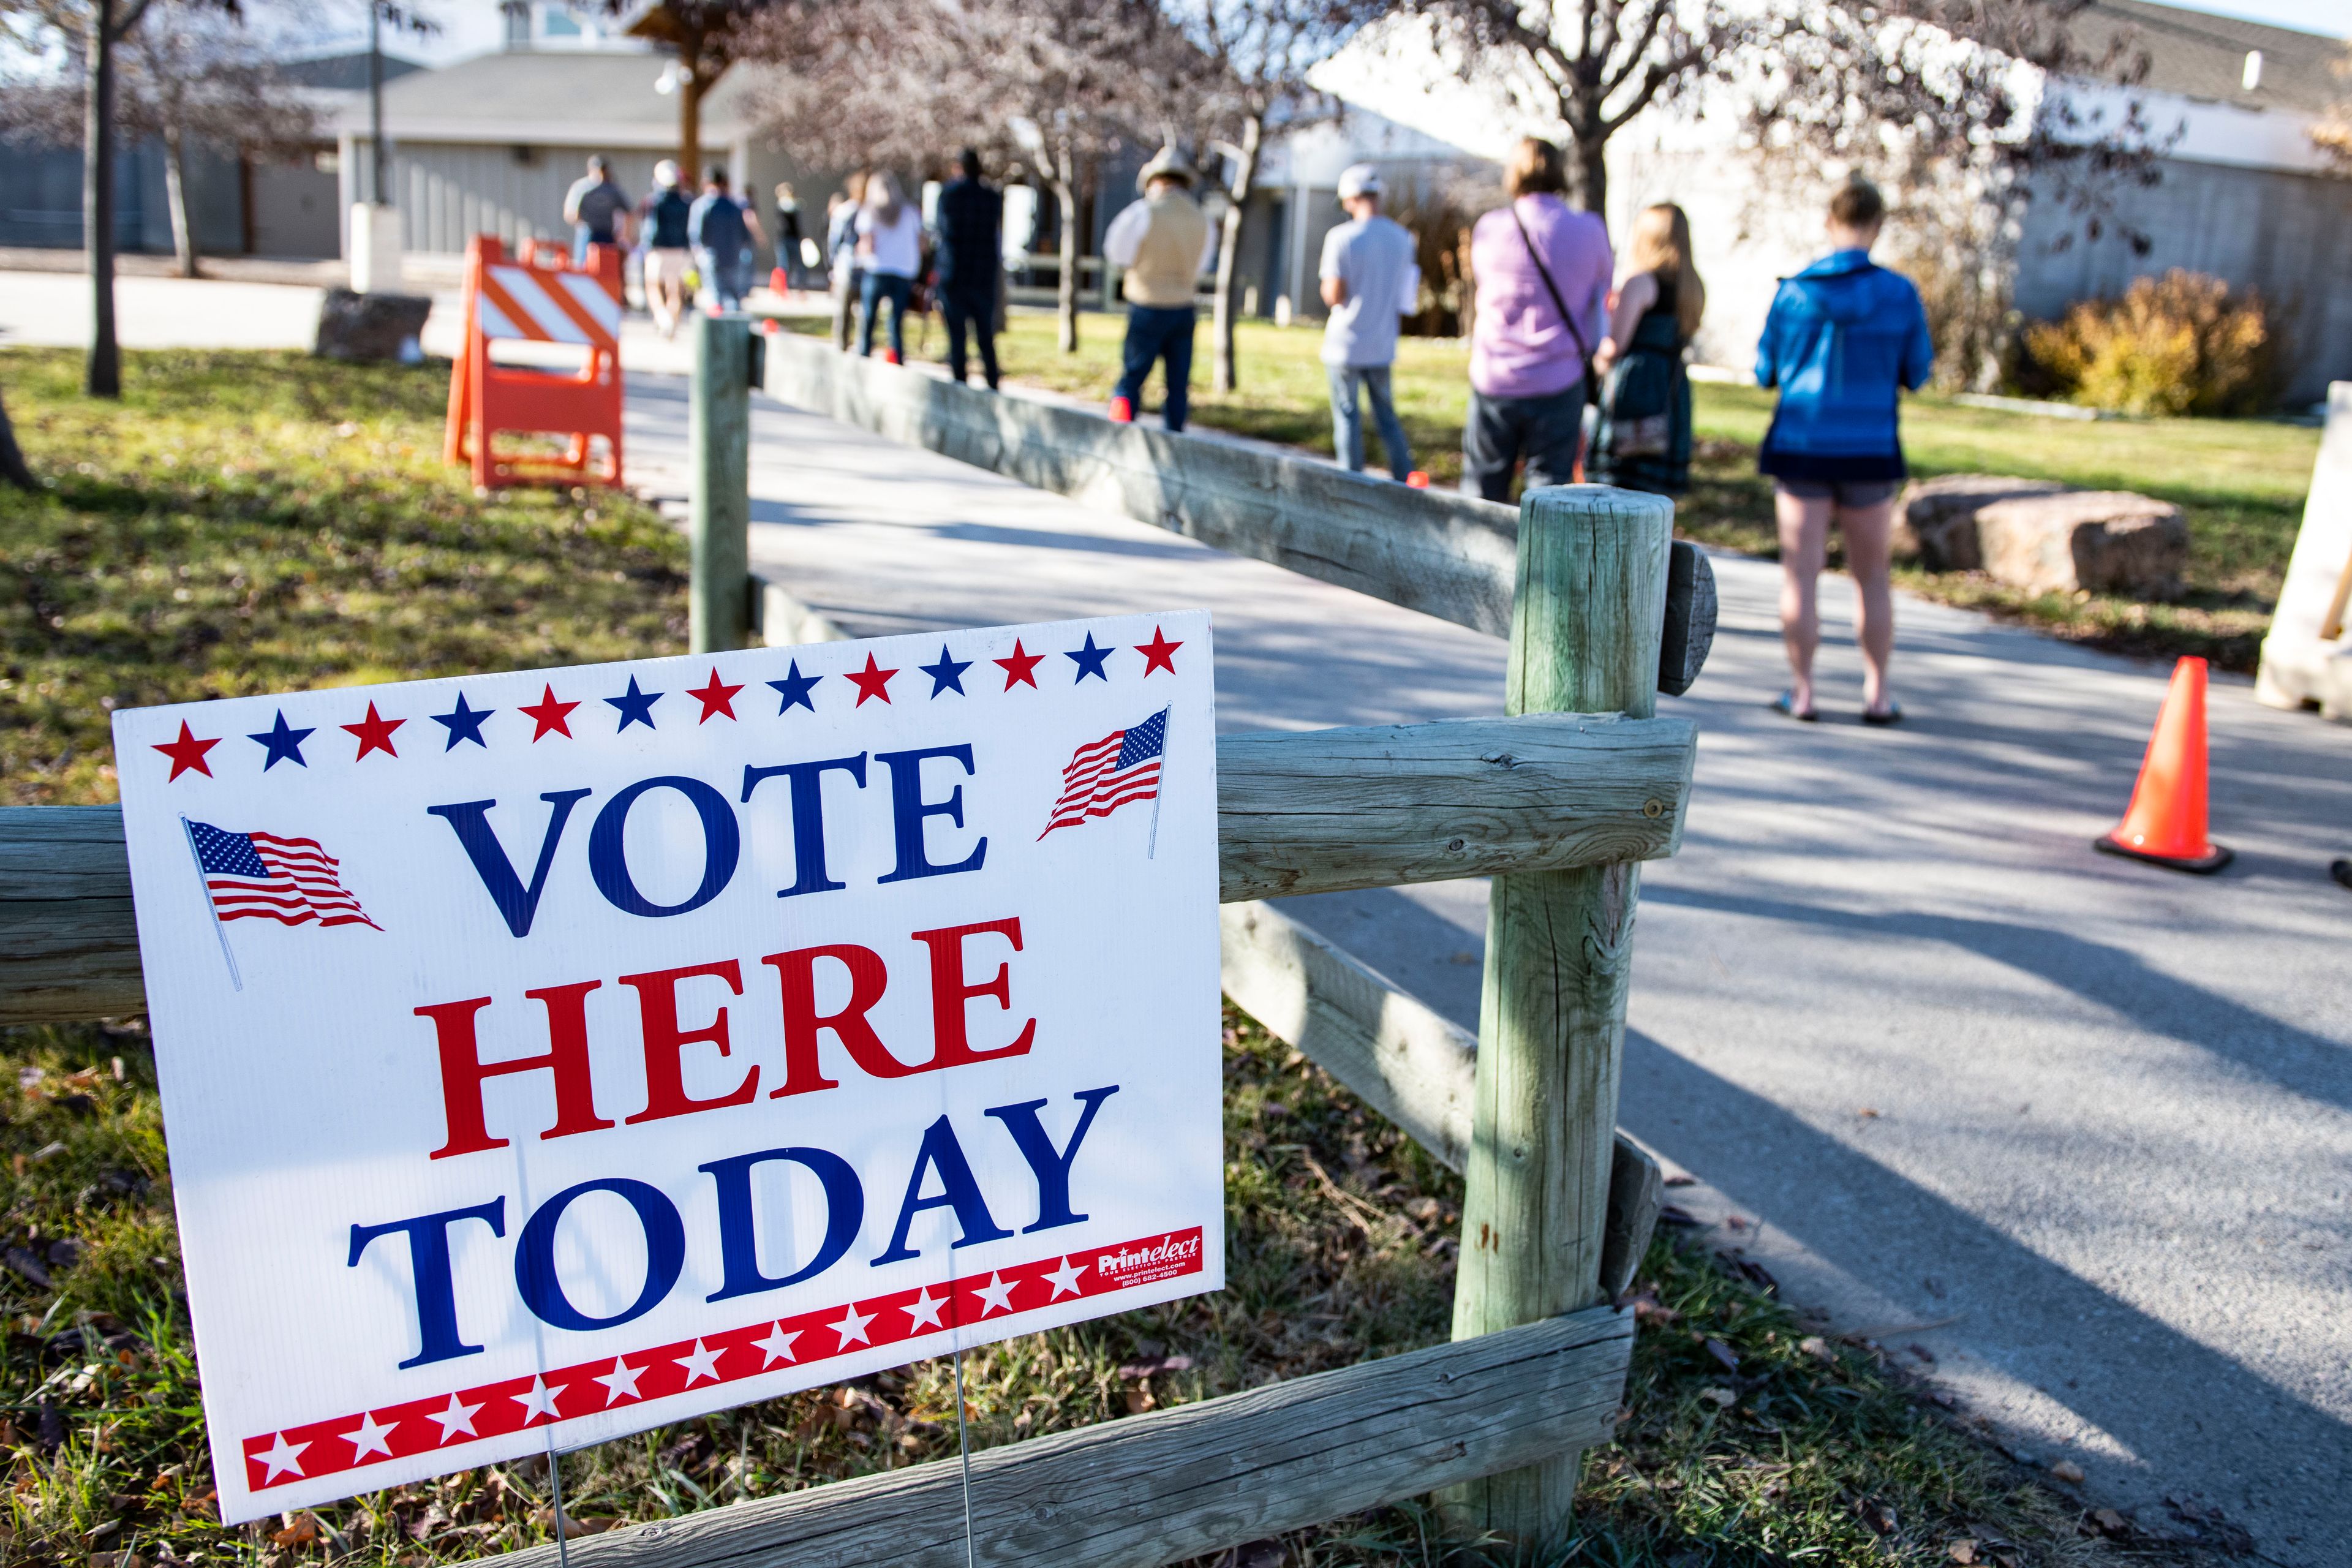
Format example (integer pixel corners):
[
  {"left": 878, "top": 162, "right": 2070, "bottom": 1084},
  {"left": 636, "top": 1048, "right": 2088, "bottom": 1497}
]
[
  {"left": 1754, "top": 176, "right": 1932, "bottom": 725},
  {"left": 933, "top": 148, "right": 1004, "bottom": 389}
]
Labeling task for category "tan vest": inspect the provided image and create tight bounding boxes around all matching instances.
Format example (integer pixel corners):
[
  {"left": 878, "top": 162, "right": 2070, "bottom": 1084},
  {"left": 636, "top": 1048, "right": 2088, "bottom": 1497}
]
[{"left": 1122, "top": 192, "right": 1211, "bottom": 308}]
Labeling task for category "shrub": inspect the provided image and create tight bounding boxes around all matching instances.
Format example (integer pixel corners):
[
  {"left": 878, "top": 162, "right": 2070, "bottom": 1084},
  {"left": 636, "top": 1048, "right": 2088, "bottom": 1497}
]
[{"left": 2023, "top": 270, "right": 2277, "bottom": 417}]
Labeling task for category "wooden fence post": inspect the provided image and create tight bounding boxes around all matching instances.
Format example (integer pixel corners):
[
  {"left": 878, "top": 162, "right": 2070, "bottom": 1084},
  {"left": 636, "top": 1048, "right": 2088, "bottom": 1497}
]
[
  {"left": 1444, "top": 484, "right": 1673, "bottom": 1546},
  {"left": 690, "top": 312, "right": 752, "bottom": 654}
]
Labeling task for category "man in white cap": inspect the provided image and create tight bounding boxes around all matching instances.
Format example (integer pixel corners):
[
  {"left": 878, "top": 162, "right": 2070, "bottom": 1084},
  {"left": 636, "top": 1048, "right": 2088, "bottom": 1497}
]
[
  {"left": 1319, "top": 162, "right": 1422, "bottom": 481},
  {"left": 1102, "top": 148, "right": 1216, "bottom": 431},
  {"left": 638, "top": 160, "right": 695, "bottom": 338}
]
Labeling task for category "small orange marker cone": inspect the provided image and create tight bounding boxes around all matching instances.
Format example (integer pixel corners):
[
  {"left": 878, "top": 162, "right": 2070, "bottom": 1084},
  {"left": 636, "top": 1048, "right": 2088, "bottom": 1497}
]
[
  {"left": 1108, "top": 395, "right": 1134, "bottom": 424},
  {"left": 2095, "top": 655, "right": 2232, "bottom": 873},
  {"left": 1405, "top": 470, "right": 1430, "bottom": 489},
  {"left": 771, "top": 266, "right": 790, "bottom": 294}
]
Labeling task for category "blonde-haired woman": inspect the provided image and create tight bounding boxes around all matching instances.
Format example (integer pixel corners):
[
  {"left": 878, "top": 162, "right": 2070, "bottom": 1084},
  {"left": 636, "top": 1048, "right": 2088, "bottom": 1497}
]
[
  {"left": 856, "top": 171, "right": 924, "bottom": 363},
  {"left": 1590, "top": 203, "right": 1703, "bottom": 495}
]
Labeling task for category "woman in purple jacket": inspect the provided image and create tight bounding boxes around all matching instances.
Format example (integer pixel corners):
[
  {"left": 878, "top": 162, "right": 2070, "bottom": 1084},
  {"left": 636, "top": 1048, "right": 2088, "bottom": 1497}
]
[
  {"left": 1755, "top": 177, "right": 1933, "bottom": 723},
  {"left": 1460, "top": 138, "right": 1613, "bottom": 502}
]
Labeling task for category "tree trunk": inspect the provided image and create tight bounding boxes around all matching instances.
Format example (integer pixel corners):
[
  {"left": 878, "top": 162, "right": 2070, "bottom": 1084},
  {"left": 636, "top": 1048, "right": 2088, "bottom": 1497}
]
[
  {"left": 679, "top": 35, "right": 704, "bottom": 183},
  {"left": 1210, "top": 116, "right": 1261, "bottom": 395},
  {"left": 84, "top": 0, "right": 121, "bottom": 399},
  {"left": 0, "top": 386, "right": 36, "bottom": 491},
  {"left": 1571, "top": 124, "right": 1608, "bottom": 219},
  {"left": 1052, "top": 158, "right": 1079, "bottom": 354},
  {"left": 163, "top": 129, "right": 197, "bottom": 279}
]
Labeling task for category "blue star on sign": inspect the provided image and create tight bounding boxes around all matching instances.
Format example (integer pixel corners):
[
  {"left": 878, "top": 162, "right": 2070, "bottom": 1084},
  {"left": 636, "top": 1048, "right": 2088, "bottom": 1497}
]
[
  {"left": 246, "top": 710, "right": 314, "bottom": 771},
  {"left": 431, "top": 692, "right": 495, "bottom": 750},
  {"left": 606, "top": 676, "right": 663, "bottom": 731},
  {"left": 767, "top": 661, "right": 821, "bottom": 714},
  {"left": 1065, "top": 632, "right": 1114, "bottom": 683},
  {"left": 919, "top": 644, "right": 973, "bottom": 697}
]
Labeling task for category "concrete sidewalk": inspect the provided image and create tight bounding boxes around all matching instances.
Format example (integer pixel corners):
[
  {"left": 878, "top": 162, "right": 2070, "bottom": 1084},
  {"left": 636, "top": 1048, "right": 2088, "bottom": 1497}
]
[{"left": 628, "top": 371, "right": 2352, "bottom": 1562}]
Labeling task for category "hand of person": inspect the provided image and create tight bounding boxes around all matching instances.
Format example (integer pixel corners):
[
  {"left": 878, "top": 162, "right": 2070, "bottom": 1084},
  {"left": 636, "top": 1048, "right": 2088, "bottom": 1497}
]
[{"left": 1593, "top": 338, "right": 1620, "bottom": 374}]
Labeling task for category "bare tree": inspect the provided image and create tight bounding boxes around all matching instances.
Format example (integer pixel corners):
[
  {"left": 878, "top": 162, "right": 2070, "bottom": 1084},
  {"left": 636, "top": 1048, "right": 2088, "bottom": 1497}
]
[
  {"left": 1182, "top": 0, "right": 1384, "bottom": 391},
  {"left": 605, "top": 1, "right": 791, "bottom": 179},
  {"left": 2311, "top": 40, "right": 2352, "bottom": 169},
  {"left": 745, "top": 0, "right": 1173, "bottom": 353}
]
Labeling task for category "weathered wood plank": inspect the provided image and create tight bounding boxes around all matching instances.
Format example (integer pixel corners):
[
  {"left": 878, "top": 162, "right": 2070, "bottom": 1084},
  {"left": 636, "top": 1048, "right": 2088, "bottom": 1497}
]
[
  {"left": 1216, "top": 899, "right": 1659, "bottom": 1297},
  {"left": 479, "top": 1304, "right": 1633, "bottom": 1568},
  {"left": 690, "top": 315, "right": 754, "bottom": 653},
  {"left": 0, "top": 714, "right": 1693, "bottom": 1026},
  {"left": 1448, "top": 484, "right": 1672, "bottom": 1541},
  {"left": 1215, "top": 712, "right": 1693, "bottom": 902}
]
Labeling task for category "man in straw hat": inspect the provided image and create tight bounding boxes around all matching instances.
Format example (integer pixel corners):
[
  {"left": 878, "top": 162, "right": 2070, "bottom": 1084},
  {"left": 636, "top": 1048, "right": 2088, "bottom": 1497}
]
[{"left": 1103, "top": 147, "right": 1216, "bottom": 431}]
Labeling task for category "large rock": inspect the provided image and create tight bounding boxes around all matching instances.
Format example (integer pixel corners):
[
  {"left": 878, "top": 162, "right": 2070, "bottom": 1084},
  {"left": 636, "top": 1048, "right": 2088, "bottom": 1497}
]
[
  {"left": 313, "top": 288, "right": 433, "bottom": 364},
  {"left": 1894, "top": 474, "right": 2069, "bottom": 571},
  {"left": 1975, "top": 491, "right": 2190, "bottom": 600}
]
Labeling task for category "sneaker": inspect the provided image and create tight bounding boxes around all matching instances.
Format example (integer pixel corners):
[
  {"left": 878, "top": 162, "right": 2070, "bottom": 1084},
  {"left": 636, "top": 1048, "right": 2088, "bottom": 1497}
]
[{"left": 1109, "top": 395, "right": 1134, "bottom": 423}]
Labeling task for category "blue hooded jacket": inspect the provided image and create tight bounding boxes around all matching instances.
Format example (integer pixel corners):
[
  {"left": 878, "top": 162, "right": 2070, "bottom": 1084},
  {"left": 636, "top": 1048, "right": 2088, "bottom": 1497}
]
[{"left": 1754, "top": 250, "right": 1933, "bottom": 464}]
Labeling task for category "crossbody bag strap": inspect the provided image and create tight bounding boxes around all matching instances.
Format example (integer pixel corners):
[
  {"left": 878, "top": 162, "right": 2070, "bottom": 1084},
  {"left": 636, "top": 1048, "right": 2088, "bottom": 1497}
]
[{"left": 1509, "top": 200, "right": 1592, "bottom": 368}]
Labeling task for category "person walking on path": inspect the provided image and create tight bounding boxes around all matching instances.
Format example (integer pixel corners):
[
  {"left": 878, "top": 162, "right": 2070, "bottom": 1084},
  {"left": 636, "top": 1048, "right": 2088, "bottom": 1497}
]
[
  {"left": 564, "top": 155, "right": 632, "bottom": 265},
  {"left": 638, "top": 160, "right": 694, "bottom": 337},
  {"left": 689, "top": 166, "right": 764, "bottom": 314},
  {"left": 1460, "top": 137, "right": 1613, "bottom": 502},
  {"left": 856, "top": 172, "right": 924, "bottom": 363},
  {"left": 1755, "top": 175, "right": 1932, "bottom": 725},
  {"left": 1319, "top": 163, "right": 1421, "bottom": 481},
  {"left": 1104, "top": 148, "right": 1215, "bottom": 431},
  {"left": 829, "top": 172, "right": 869, "bottom": 351},
  {"left": 1589, "top": 203, "right": 1704, "bottom": 496},
  {"left": 934, "top": 148, "right": 1004, "bottom": 389},
  {"left": 774, "top": 183, "right": 807, "bottom": 289}
]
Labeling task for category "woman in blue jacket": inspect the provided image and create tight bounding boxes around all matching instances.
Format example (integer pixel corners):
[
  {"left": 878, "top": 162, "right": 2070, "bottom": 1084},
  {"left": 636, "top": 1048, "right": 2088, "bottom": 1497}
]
[{"left": 1755, "top": 177, "right": 1932, "bottom": 723}]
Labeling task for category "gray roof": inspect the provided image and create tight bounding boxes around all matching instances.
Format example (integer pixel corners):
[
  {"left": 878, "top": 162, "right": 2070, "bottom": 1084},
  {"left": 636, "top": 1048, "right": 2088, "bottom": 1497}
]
[
  {"left": 2069, "top": 0, "right": 2344, "bottom": 116},
  {"left": 361, "top": 47, "right": 758, "bottom": 143}
]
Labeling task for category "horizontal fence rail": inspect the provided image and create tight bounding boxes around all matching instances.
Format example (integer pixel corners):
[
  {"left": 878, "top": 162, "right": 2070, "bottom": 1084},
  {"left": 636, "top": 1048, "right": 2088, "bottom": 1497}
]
[
  {"left": 0, "top": 714, "right": 1694, "bottom": 1027},
  {"left": 480, "top": 1303, "right": 1634, "bottom": 1568}
]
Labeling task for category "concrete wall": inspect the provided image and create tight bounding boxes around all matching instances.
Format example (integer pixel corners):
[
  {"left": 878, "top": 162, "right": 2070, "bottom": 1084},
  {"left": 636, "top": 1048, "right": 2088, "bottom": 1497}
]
[
  {"left": 2016, "top": 155, "right": 2352, "bottom": 407},
  {"left": 761, "top": 331, "right": 1523, "bottom": 640}
]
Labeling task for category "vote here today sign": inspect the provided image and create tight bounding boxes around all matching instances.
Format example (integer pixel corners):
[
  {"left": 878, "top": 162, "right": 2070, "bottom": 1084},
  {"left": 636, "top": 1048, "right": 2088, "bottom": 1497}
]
[{"left": 108, "top": 611, "right": 1221, "bottom": 1523}]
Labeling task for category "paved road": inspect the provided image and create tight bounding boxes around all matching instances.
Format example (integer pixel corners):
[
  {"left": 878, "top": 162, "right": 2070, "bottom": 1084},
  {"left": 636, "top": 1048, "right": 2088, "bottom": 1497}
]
[{"left": 628, "top": 374, "right": 2352, "bottom": 1562}]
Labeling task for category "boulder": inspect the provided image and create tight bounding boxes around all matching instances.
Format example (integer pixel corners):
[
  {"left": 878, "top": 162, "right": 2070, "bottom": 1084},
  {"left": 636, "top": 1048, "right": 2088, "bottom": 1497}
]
[
  {"left": 313, "top": 288, "right": 433, "bottom": 364},
  {"left": 1893, "top": 474, "right": 2069, "bottom": 571},
  {"left": 1975, "top": 491, "right": 2190, "bottom": 600}
]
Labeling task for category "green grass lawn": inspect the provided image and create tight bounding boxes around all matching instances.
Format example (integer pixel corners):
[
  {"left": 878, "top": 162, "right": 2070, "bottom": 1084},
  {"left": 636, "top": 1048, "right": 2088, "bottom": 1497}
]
[
  {"left": 0, "top": 347, "right": 2217, "bottom": 1564},
  {"left": 832, "top": 309, "right": 2317, "bottom": 673}
]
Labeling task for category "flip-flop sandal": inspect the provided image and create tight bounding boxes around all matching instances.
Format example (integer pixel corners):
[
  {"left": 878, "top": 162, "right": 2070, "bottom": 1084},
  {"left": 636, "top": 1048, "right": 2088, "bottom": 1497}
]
[
  {"left": 1769, "top": 692, "right": 1819, "bottom": 722},
  {"left": 1861, "top": 702, "right": 1905, "bottom": 726}
]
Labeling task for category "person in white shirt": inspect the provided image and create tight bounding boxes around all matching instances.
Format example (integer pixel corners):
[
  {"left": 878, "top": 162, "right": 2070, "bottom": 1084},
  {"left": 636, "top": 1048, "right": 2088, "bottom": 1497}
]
[
  {"left": 1318, "top": 164, "right": 1422, "bottom": 481},
  {"left": 1102, "top": 149, "right": 1217, "bottom": 430},
  {"left": 856, "top": 171, "right": 925, "bottom": 363}
]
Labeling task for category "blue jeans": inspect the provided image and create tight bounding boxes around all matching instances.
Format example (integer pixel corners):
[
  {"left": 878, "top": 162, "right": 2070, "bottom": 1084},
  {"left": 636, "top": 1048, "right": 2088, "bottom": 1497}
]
[
  {"left": 698, "top": 249, "right": 752, "bottom": 311},
  {"left": 1327, "top": 364, "right": 1412, "bottom": 479},
  {"left": 860, "top": 272, "right": 913, "bottom": 358},
  {"left": 572, "top": 226, "right": 614, "bottom": 266},
  {"left": 1115, "top": 305, "right": 1196, "bottom": 431}
]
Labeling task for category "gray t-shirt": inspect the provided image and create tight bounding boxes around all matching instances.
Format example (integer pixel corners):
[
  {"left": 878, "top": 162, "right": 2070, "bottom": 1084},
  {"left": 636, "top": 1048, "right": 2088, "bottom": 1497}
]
[{"left": 1319, "top": 214, "right": 1420, "bottom": 367}]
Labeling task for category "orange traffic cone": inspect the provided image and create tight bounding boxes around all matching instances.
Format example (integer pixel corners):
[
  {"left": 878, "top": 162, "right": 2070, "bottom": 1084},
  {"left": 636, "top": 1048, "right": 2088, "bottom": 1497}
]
[{"left": 2094, "top": 655, "right": 2232, "bottom": 873}]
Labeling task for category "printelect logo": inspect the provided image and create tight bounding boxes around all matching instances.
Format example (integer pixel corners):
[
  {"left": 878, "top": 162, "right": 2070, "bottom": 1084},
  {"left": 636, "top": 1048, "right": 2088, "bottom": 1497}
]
[{"left": 1099, "top": 1233, "right": 1202, "bottom": 1278}]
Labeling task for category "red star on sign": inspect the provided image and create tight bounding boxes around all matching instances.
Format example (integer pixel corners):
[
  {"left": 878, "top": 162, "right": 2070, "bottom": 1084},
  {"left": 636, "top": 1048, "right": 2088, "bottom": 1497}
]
[
  {"left": 1135, "top": 626, "right": 1183, "bottom": 676},
  {"left": 519, "top": 684, "right": 579, "bottom": 741},
  {"left": 847, "top": 654, "right": 897, "bottom": 707},
  {"left": 153, "top": 720, "right": 219, "bottom": 781},
  {"left": 342, "top": 703, "right": 404, "bottom": 761},
  {"left": 686, "top": 668, "right": 744, "bottom": 723},
  {"left": 994, "top": 639, "right": 1044, "bottom": 691}
]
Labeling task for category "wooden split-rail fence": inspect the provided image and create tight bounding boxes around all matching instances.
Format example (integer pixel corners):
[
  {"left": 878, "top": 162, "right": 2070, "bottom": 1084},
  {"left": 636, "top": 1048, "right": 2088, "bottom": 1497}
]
[{"left": 0, "top": 316, "right": 1713, "bottom": 1566}]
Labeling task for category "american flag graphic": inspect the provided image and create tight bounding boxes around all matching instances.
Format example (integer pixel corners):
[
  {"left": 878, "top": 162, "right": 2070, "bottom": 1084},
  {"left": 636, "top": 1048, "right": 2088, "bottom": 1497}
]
[
  {"left": 184, "top": 820, "right": 380, "bottom": 930},
  {"left": 1039, "top": 708, "right": 1169, "bottom": 840}
]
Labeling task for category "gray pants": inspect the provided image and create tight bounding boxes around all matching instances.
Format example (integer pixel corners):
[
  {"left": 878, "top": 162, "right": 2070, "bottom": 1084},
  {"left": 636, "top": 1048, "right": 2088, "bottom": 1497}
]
[
  {"left": 1327, "top": 364, "right": 1412, "bottom": 480},
  {"left": 1461, "top": 385, "right": 1584, "bottom": 503}
]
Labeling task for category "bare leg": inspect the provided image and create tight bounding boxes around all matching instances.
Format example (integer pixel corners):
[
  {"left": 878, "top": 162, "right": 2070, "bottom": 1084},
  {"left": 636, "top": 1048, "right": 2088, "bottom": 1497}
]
[
  {"left": 1776, "top": 487, "right": 1831, "bottom": 715},
  {"left": 1839, "top": 497, "right": 1897, "bottom": 715}
]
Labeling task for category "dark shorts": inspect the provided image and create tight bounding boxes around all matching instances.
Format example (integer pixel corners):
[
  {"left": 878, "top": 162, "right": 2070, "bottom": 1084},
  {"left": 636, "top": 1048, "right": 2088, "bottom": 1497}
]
[{"left": 1775, "top": 476, "right": 1901, "bottom": 508}]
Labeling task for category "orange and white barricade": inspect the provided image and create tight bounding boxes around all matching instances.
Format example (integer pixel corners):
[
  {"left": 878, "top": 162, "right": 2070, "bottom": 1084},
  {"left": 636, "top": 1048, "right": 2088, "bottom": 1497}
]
[{"left": 443, "top": 235, "right": 627, "bottom": 489}]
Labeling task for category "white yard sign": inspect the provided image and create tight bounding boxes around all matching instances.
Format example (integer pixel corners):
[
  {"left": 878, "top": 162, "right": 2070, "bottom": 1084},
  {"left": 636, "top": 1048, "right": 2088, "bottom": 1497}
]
[{"left": 110, "top": 612, "right": 1221, "bottom": 1523}]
